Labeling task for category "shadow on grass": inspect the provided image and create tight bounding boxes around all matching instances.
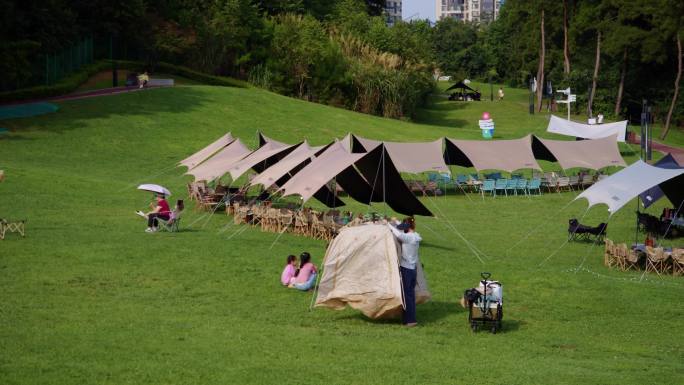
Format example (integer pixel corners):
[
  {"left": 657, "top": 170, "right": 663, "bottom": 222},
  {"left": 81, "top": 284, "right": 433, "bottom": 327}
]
[
  {"left": 5, "top": 87, "right": 214, "bottom": 136},
  {"left": 331, "top": 301, "right": 459, "bottom": 326}
]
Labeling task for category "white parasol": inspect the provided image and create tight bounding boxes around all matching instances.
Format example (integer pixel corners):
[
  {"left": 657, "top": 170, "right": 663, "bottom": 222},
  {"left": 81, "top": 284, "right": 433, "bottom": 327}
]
[{"left": 137, "top": 184, "right": 171, "bottom": 197}]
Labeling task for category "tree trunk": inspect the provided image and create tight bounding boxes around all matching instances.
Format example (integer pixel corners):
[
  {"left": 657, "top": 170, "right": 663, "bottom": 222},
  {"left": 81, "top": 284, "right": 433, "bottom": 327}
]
[
  {"left": 615, "top": 48, "right": 627, "bottom": 116},
  {"left": 588, "top": 30, "right": 601, "bottom": 118},
  {"left": 536, "top": 9, "right": 545, "bottom": 112},
  {"left": 661, "top": 34, "right": 682, "bottom": 140},
  {"left": 563, "top": 0, "right": 570, "bottom": 74}
]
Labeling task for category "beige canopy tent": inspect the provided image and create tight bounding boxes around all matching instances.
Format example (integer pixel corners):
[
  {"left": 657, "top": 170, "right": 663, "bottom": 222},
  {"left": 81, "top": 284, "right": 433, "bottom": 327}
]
[
  {"left": 226, "top": 141, "right": 298, "bottom": 181},
  {"left": 247, "top": 141, "right": 344, "bottom": 207},
  {"left": 279, "top": 142, "right": 433, "bottom": 216},
  {"left": 444, "top": 135, "right": 542, "bottom": 172},
  {"left": 315, "top": 224, "right": 430, "bottom": 319},
  {"left": 532, "top": 134, "right": 627, "bottom": 170},
  {"left": 258, "top": 132, "right": 289, "bottom": 148},
  {"left": 178, "top": 132, "right": 233, "bottom": 170},
  {"left": 248, "top": 141, "right": 325, "bottom": 190},
  {"left": 351, "top": 135, "right": 450, "bottom": 174},
  {"left": 185, "top": 138, "right": 251, "bottom": 181}
]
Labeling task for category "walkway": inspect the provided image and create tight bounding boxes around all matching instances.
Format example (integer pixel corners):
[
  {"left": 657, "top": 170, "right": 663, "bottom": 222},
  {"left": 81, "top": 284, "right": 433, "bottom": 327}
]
[{"left": 630, "top": 134, "right": 684, "bottom": 164}]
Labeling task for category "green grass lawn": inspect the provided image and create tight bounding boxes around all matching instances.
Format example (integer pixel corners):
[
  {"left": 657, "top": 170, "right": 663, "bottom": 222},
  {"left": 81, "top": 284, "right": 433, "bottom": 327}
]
[{"left": 1, "top": 83, "right": 683, "bottom": 385}]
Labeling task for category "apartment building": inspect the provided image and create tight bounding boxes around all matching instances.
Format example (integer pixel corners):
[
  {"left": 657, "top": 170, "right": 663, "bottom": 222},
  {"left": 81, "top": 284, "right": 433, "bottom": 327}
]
[
  {"left": 385, "top": 0, "right": 402, "bottom": 26},
  {"left": 435, "top": 0, "right": 502, "bottom": 23}
]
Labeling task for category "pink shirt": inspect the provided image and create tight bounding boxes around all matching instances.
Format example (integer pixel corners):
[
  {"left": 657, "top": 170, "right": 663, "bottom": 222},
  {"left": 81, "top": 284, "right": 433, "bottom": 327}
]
[
  {"left": 281, "top": 264, "right": 296, "bottom": 286},
  {"left": 294, "top": 263, "right": 316, "bottom": 284}
]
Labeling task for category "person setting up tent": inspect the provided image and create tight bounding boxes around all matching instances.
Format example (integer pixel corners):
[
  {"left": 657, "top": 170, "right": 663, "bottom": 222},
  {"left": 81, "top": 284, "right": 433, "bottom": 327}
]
[{"left": 387, "top": 217, "right": 422, "bottom": 327}]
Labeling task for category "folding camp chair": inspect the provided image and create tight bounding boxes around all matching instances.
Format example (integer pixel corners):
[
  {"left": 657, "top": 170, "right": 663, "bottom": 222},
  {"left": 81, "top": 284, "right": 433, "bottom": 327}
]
[
  {"left": 516, "top": 178, "right": 528, "bottom": 196},
  {"left": 0, "top": 219, "right": 25, "bottom": 239},
  {"left": 505, "top": 179, "right": 518, "bottom": 196},
  {"left": 672, "top": 249, "right": 684, "bottom": 276},
  {"left": 568, "top": 218, "right": 607, "bottom": 242},
  {"left": 527, "top": 178, "right": 542, "bottom": 196},
  {"left": 158, "top": 210, "right": 183, "bottom": 232},
  {"left": 494, "top": 178, "right": 508, "bottom": 197},
  {"left": 480, "top": 179, "right": 495, "bottom": 199},
  {"left": 645, "top": 246, "right": 670, "bottom": 276}
]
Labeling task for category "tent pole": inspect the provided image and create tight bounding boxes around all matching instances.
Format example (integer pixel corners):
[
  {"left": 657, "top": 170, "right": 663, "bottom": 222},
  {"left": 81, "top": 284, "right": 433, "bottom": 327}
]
[{"left": 382, "top": 148, "right": 387, "bottom": 216}]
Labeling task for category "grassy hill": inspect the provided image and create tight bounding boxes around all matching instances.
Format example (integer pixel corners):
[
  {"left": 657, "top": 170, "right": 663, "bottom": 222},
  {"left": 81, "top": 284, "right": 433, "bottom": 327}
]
[{"left": 0, "top": 83, "right": 682, "bottom": 385}]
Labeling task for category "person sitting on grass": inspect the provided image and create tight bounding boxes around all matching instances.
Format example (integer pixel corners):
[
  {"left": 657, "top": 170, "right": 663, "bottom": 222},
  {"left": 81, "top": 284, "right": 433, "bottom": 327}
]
[
  {"left": 281, "top": 254, "right": 298, "bottom": 286},
  {"left": 289, "top": 252, "right": 317, "bottom": 291},
  {"left": 138, "top": 71, "right": 149, "bottom": 88},
  {"left": 145, "top": 193, "right": 171, "bottom": 233}
]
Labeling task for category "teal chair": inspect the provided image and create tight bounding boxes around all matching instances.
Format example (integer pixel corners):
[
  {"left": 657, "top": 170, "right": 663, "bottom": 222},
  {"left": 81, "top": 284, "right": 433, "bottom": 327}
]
[
  {"left": 494, "top": 178, "right": 508, "bottom": 197},
  {"left": 528, "top": 178, "right": 542, "bottom": 196},
  {"left": 505, "top": 179, "right": 518, "bottom": 195},
  {"left": 516, "top": 178, "right": 528, "bottom": 196},
  {"left": 480, "top": 179, "right": 496, "bottom": 199}
]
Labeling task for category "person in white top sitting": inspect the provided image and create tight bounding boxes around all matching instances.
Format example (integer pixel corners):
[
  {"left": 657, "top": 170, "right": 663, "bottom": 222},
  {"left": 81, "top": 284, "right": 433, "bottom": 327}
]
[
  {"left": 597, "top": 112, "right": 604, "bottom": 124},
  {"left": 387, "top": 217, "right": 422, "bottom": 327}
]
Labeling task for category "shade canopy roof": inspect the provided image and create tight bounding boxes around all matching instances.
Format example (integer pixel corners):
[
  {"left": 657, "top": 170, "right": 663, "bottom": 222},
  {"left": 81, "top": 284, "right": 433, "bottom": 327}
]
[
  {"left": 639, "top": 154, "right": 684, "bottom": 209},
  {"left": 178, "top": 132, "right": 233, "bottom": 169},
  {"left": 444, "top": 135, "right": 541, "bottom": 172},
  {"left": 575, "top": 160, "right": 684, "bottom": 215},
  {"left": 258, "top": 132, "right": 288, "bottom": 148},
  {"left": 547, "top": 115, "right": 628, "bottom": 142},
  {"left": 279, "top": 142, "right": 432, "bottom": 216},
  {"left": 532, "top": 134, "right": 626, "bottom": 170},
  {"left": 185, "top": 138, "right": 251, "bottom": 181},
  {"left": 351, "top": 135, "right": 450, "bottom": 174},
  {"left": 249, "top": 141, "right": 326, "bottom": 190},
  {"left": 445, "top": 81, "right": 478, "bottom": 93},
  {"left": 226, "top": 141, "right": 298, "bottom": 180}
]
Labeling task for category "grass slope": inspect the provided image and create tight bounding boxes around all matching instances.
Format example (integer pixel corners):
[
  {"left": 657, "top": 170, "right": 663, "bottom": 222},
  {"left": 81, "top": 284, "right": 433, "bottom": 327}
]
[{"left": 0, "top": 84, "right": 682, "bottom": 385}]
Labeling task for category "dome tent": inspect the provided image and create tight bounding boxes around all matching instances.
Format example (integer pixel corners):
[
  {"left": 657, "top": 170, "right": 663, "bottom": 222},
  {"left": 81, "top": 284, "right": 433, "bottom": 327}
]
[{"left": 315, "top": 224, "right": 431, "bottom": 319}]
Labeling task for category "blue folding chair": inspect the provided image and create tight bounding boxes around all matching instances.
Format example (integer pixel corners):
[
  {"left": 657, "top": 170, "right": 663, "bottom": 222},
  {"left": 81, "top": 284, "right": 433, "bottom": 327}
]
[
  {"left": 495, "top": 178, "right": 508, "bottom": 197},
  {"left": 528, "top": 178, "right": 542, "bottom": 196},
  {"left": 506, "top": 179, "right": 518, "bottom": 195},
  {"left": 480, "top": 179, "right": 496, "bottom": 199},
  {"left": 516, "top": 178, "right": 528, "bottom": 196}
]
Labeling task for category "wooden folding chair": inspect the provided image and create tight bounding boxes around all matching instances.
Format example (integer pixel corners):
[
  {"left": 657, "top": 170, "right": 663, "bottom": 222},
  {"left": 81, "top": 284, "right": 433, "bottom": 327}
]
[
  {"left": 604, "top": 239, "right": 616, "bottom": 268},
  {"left": 1, "top": 219, "right": 25, "bottom": 240},
  {"left": 645, "top": 246, "right": 670, "bottom": 276},
  {"left": 671, "top": 249, "right": 684, "bottom": 277}
]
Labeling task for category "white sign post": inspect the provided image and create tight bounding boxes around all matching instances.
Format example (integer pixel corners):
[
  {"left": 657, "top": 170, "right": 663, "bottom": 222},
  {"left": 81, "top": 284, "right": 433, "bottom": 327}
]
[{"left": 556, "top": 88, "right": 576, "bottom": 120}]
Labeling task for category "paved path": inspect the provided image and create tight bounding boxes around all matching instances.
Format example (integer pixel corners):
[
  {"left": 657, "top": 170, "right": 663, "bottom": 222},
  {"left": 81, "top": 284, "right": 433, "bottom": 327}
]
[{"left": 630, "top": 134, "right": 684, "bottom": 164}]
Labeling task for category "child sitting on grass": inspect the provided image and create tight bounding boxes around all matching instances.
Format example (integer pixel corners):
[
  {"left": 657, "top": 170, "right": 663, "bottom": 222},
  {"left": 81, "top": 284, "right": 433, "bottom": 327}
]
[
  {"left": 280, "top": 255, "right": 298, "bottom": 286},
  {"left": 289, "top": 252, "right": 317, "bottom": 291}
]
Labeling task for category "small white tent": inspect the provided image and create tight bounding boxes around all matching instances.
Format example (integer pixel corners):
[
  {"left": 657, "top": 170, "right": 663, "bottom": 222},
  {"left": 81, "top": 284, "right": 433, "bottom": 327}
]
[
  {"left": 315, "top": 224, "right": 431, "bottom": 319},
  {"left": 575, "top": 160, "right": 684, "bottom": 215}
]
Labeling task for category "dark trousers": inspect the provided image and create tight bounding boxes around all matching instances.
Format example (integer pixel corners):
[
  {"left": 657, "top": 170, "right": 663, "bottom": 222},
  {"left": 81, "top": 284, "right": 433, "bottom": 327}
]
[
  {"left": 400, "top": 266, "right": 417, "bottom": 324},
  {"left": 148, "top": 213, "right": 170, "bottom": 227}
]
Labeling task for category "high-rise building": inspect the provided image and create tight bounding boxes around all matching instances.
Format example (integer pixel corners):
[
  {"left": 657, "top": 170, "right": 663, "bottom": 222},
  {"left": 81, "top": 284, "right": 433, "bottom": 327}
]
[
  {"left": 385, "top": 0, "right": 402, "bottom": 26},
  {"left": 435, "top": 0, "right": 502, "bottom": 23}
]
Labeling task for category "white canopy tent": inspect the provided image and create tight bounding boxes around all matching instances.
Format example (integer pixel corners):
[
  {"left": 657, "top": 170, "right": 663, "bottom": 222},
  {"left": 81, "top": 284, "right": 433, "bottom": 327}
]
[
  {"left": 575, "top": 160, "right": 684, "bottom": 215},
  {"left": 547, "top": 115, "right": 628, "bottom": 142}
]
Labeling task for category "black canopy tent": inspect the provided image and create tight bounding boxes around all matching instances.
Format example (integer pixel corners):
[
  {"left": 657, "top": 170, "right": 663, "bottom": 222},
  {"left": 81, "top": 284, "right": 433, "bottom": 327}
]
[{"left": 446, "top": 81, "right": 481, "bottom": 101}]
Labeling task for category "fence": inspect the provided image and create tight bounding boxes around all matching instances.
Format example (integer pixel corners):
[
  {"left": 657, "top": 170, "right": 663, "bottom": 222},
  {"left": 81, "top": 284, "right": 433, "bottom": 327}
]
[{"left": 45, "top": 37, "right": 94, "bottom": 86}]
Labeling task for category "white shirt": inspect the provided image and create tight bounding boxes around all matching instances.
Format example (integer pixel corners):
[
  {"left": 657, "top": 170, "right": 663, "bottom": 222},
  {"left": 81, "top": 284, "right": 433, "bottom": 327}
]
[{"left": 388, "top": 225, "right": 422, "bottom": 270}]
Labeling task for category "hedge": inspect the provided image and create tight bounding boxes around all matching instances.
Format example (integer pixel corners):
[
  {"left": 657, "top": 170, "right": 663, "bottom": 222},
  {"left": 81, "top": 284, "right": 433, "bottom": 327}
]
[{"left": 0, "top": 60, "right": 247, "bottom": 103}]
